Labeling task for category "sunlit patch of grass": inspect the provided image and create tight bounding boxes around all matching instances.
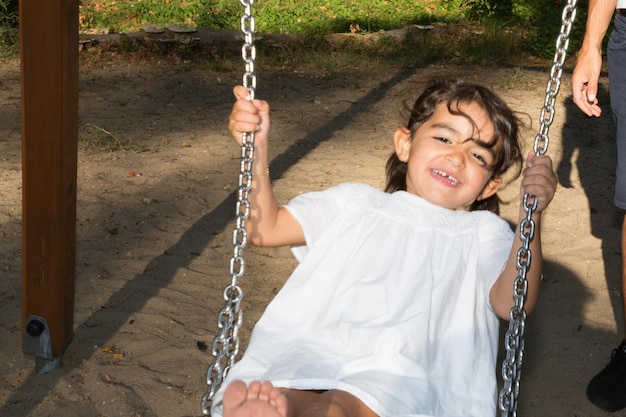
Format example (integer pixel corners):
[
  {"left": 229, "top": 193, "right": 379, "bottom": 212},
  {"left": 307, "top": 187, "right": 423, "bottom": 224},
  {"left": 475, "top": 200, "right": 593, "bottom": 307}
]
[
  {"left": 4, "top": 1, "right": 573, "bottom": 71},
  {"left": 81, "top": 123, "right": 147, "bottom": 153}
]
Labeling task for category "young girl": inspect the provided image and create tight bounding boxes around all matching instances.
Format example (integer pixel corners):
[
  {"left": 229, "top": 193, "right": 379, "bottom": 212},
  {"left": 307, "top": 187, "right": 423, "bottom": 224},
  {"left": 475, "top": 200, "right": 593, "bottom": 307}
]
[{"left": 211, "top": 78, "right": 558, "bottom": 417}]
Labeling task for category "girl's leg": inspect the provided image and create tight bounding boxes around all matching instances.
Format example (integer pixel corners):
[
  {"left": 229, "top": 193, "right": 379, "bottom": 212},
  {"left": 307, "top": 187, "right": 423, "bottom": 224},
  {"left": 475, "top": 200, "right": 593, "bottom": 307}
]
[
  {"left": 297, "top": 389, "right": 379, "bottom": 417},
  {"left": 279, "top": 389, "right": 324, "bottom": 417}
]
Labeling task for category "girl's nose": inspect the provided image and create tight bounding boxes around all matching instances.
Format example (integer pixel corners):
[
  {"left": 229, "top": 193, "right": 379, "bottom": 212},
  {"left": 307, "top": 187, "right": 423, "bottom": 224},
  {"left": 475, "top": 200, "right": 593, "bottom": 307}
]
[{"left": 446, "top": 149, "right": 465, "bottom": 167}]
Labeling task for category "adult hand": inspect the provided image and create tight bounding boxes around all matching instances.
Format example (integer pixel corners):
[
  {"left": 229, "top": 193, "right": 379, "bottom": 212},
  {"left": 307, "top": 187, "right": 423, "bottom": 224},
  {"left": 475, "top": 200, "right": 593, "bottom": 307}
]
[{"left": 571, "top": 47, "right": 604, "bottom": 117}]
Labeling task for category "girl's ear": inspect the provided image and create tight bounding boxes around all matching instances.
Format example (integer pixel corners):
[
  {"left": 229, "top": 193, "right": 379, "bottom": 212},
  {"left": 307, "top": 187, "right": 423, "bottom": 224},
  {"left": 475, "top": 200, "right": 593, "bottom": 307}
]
[
  {"left": 478, "top": 176, "right": 502, "bottom": 201},
  {"left": 393, "top": 127, "right": 412, "bottom": 162}
]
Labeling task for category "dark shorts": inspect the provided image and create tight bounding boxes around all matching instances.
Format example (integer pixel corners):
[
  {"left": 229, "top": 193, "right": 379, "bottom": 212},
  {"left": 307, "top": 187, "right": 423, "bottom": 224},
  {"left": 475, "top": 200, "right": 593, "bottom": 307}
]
[{"left": 609, "top": 13, "right": 626, "bottom": 209}]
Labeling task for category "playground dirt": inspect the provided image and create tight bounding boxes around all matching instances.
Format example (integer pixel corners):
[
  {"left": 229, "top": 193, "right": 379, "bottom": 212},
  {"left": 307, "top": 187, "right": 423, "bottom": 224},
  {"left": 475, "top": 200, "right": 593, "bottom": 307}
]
[{"left": 0, "top": 52, "right": 624, "bottom": 416}]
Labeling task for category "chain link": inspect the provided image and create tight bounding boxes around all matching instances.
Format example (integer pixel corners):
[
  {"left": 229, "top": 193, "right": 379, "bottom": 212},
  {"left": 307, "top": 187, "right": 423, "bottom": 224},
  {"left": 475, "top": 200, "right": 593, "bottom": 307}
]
[
  {"left": 498, "top": 1, "right": 577, "bottom": 415},
  {"left": 201, "top": 1, "right": 256, "bottom": 414}
]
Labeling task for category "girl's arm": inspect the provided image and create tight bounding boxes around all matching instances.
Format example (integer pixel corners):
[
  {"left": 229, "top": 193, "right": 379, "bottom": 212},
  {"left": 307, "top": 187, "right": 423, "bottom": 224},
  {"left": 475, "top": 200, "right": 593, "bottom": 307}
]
[
  {"left": 489, "top": 152, "right": 558, "bottom": 319},
  {"left": 229, "top": 86, "right": 305, "bottom": 247}
]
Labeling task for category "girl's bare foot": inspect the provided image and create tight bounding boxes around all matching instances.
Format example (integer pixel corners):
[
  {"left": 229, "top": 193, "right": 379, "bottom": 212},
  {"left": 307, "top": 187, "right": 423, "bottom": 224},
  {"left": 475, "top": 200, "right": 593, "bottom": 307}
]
[{"left": 223, "top": 380, "right": 288, "bottom": 417}]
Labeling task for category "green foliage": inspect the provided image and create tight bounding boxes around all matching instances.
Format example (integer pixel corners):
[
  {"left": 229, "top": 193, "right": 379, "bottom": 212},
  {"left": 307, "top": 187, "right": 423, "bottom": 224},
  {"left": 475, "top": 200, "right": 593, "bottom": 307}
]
[
  {"left": 77, "top": 0, "right": 471, "bottom": 34},
  {"left": 0, "top": 0, "right": 18, "bottom": 56},
  {"left": 462, "top": 0, "right": 586, "bottom": 59},
  {"left": 195, "top": 0, "right": 241, "bottom": 30},
  {"left": 463, "top": 0, "right": 515, "bottom": 20},
  {"left": 79, "top": 0, "right": 199, "bottom": 32},
  {"left": 462, "top": 0, "right": 552, "bottom": 23},
  {"left": 0, "top": 0, "right": 17, "bottom": 24},
  {"left": 251, "top": 0, "right": 466, "bottom": 35},
  {"left": 1, "top": 0, "right": 585, "bottom": 64},
  {"left": 527, "top": 0, "right": 586, "bottom": 58}
]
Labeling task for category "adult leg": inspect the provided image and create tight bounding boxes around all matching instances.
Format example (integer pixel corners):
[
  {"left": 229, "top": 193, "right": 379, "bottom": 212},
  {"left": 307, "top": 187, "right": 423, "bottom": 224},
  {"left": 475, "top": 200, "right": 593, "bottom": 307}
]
[
  {"left": 611, "top": 15, "right": 626, "bottom": 343},
  {"left": 586, "top": 13, "right": 626, "bottom": 413},
  {"left": 614, "top": 14, "right": 626, "bottom": 343},
  {"left": 622, "top": 215, "right": 626, "bottom": 337}
]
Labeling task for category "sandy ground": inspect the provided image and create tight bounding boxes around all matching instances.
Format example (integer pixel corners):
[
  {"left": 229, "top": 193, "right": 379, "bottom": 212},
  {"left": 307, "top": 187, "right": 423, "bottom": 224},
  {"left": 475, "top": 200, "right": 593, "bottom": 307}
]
[{"left": 0, "top": 51, "right": 624, "bottom": 416}]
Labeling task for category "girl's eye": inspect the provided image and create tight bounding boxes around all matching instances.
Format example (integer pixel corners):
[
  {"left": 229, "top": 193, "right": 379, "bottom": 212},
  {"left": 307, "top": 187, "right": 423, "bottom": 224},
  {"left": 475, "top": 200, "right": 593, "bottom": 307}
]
[
  {"left": 435, "top": 136, "right": 450, "bottom": 143},
  {"left": 472, "top": 152, "right": 488, "bottom": 165}
]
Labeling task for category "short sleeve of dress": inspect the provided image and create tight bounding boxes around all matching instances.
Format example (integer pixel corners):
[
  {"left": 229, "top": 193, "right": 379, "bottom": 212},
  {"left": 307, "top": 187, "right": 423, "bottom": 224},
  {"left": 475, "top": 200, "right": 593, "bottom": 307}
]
[
  {"left": 477, "top": 214, "right": 515, "bottom": 299},
  {"left": 284, "top": 183, "right": 371, "bottom": 262}
]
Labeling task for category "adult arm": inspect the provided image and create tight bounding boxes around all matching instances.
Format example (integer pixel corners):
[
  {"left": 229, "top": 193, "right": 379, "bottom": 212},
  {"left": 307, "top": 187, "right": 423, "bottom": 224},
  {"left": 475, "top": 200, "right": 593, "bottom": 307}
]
[
  {"left": 228, "top": 86, "right": 305, "bottom": 247},
  {"left": 489, "top": 153, "right": 558, "bottom": 319},
  {"left": 571, "top": 0, "right": 617, "bottom": 117}
]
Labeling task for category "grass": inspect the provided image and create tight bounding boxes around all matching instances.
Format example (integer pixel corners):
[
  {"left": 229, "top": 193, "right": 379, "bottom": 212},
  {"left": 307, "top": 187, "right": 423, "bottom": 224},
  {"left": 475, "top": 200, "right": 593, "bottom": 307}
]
[
  {"left": 1, "top": 0, "right": 586, "bottom": 70},
  {"left": 81, "top": 123, "right": 147, "bottom": 153},
  {"left": 74, "top": 0, "right": 581, "bottom": 63},
  {"left": 0, "top": 0, "right": 17, "bottom": 57},
  {"left": 248, "top": 23, "right": 534, "bottom": 72},
  {"left": 79, "top": 0, "right": 199, "bottom": 34},
  {"left": 245, "top": 0, "right": 467, "bottom": 36},
  {"left": 78, "top": 0, "right": 468, "bottom": 35}
]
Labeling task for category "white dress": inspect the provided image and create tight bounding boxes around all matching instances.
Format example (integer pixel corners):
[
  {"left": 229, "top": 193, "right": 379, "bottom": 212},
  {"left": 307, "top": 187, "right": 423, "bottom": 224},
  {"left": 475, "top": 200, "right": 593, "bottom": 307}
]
[{"left": 211, "top": 183, "right": 514, "bottom": 417}]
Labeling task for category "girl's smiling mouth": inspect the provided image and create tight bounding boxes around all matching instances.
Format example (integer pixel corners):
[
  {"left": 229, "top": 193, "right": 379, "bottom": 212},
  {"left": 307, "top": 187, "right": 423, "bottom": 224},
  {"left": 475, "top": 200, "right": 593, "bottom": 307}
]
[{"left": 431, "top": 169, "right": 460, "bottom": 186}]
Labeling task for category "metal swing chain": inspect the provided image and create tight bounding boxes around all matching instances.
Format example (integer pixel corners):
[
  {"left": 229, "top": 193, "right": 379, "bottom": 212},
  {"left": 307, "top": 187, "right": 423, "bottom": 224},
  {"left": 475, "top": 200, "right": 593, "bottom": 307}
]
[
  {"left": 198, "top": 0, "right": 578, "bottom": 414},
  {"left": 498, "top": 1, "right": 577, "bottom": 416},
  {"left": 201, "top": 1, "right": 256, "bottom": 415}
]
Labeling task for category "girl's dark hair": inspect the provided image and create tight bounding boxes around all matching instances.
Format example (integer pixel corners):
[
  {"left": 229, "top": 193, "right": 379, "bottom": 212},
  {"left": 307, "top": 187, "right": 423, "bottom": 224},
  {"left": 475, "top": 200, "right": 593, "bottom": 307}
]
[{"left": 384, "top": 78, "right": 524, "bottom": 214}]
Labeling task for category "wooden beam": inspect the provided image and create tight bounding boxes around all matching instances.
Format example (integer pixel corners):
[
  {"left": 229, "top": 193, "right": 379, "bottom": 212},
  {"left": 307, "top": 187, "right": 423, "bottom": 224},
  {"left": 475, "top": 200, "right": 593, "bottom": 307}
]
[{"left": 20, "top": 0, "right": 79, "bottom": 363}]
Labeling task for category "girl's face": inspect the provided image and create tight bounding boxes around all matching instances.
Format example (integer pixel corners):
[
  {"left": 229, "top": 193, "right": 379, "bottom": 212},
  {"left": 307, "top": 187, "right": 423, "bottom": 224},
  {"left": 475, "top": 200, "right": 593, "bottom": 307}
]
[{"left": 393, "top": 101, "right": 503, "bottom": 210}]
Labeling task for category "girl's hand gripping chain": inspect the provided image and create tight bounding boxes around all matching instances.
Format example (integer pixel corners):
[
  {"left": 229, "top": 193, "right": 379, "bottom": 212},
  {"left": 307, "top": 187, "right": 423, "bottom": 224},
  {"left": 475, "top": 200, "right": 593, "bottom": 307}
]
[
  {"left": 229, "top": 85, "right": 270, "bottom": 149},
  {"left": 519, "top": 152, "right": 558, "bottom": 214}
]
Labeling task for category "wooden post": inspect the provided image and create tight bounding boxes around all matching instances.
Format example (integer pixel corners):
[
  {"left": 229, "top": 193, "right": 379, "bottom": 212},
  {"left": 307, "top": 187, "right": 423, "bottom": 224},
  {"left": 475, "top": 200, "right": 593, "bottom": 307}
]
[{"left": 20, "top": 0, "right": 79, "bottom": 372}]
